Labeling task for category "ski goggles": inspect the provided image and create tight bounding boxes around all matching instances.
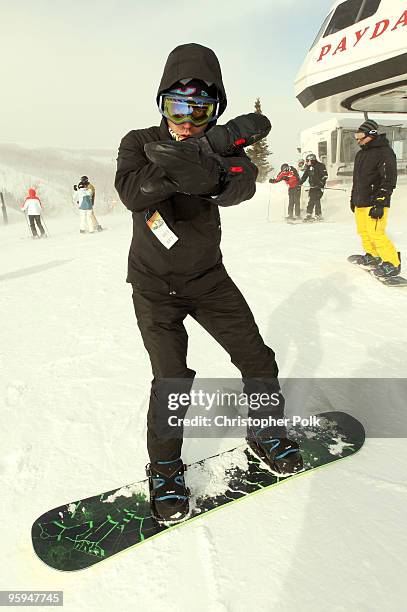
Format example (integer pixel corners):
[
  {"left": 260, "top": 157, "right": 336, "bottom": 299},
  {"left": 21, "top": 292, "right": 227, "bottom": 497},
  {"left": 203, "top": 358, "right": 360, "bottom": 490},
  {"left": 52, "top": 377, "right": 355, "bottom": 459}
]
[{"left": 159, "top": 94, "right": 218, "bottom": 127}]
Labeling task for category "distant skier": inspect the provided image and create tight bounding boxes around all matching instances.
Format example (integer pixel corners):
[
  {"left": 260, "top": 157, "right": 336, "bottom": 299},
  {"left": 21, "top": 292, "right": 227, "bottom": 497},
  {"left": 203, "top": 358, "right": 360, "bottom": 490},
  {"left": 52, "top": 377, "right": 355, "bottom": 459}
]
[
  {"left": 74, "top": 176, "right": 103, "bottom": 232},
  {"left": 269, "top": 163, "right": 301, "bottom": 220},
  {"left": 299, "top": 153, "right": 328, "bottom": 221},
  {"left": 350, "top": 119, "right": 400, "bottom": 278},
  {"left": 76, "top": 181, "right": 94, "bottom": 233},
  {"left": 21, "top": 188, "right": 46, "bottom": 238},
  {"left": 115, "top": 43, "right": 303, "bottom": 525}
]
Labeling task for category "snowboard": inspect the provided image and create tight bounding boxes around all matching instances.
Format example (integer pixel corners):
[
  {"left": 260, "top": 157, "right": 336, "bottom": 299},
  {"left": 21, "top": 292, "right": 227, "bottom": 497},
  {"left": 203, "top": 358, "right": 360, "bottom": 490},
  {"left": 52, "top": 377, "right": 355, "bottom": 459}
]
[
  {"left": 303, "top": 217, "right": 324, "bottom": 223},
  {"left": 348, "top": 255, "right": 407, "bottom": 287},
  {"left": 31, "top": 411, "right": 364, "bottom": 572},
  {"left": 286, "top": 217, "right": 302, "bottom": 224}
]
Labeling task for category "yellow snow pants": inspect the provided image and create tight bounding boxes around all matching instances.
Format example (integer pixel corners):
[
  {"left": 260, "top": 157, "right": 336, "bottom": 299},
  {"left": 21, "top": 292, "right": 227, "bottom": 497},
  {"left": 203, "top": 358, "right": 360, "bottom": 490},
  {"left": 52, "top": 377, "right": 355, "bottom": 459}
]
[{"left": 355, "top": 207, "right": 399, "bottom": 266}]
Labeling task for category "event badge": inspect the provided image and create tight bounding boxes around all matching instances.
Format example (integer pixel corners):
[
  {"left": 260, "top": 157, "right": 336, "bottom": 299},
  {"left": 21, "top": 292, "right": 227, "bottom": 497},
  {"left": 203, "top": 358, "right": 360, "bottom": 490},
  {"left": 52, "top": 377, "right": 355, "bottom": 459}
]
[{"left": 146, "top": 210, "right": 178, "bottom": 249}]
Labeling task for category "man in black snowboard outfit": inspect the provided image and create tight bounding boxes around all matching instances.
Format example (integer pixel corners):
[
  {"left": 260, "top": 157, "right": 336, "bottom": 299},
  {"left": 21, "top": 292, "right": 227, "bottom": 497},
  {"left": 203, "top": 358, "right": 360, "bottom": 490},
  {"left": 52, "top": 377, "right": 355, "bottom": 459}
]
[
  {"left": 349, "top": 119, "right": 400, "bottom": 278},
  {"left": 115, "top": 43, "right": 302, "bottom": 523},
  {"left": 300, "top": 153, "right": 328, "bottom": 220}
]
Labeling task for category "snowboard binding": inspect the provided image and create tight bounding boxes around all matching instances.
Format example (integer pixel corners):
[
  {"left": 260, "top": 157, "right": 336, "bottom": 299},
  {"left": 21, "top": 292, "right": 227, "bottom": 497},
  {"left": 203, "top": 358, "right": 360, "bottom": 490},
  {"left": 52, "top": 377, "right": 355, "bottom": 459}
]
[
  {"left": 146, "top": 459, "right": 191, "bottom": 525},
  {"left": 246, "top": 433, "right": 304, "bottom": 478}
]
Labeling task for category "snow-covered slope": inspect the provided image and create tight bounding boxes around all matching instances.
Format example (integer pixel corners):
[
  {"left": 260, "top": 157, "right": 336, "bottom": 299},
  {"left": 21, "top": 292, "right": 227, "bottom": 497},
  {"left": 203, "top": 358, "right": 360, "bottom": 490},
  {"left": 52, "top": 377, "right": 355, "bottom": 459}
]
[
  {"left": 1, "top": 186, "right": 406, "bottom": 611},
  {"left": 0, "top": 144, "right": 117, "bottom": 216}
]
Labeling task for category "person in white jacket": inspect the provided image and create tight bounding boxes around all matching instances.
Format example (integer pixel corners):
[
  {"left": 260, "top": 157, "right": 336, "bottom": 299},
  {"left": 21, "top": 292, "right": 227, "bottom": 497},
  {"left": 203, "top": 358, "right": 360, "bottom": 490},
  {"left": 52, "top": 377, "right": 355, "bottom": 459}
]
[
  {"left": 76, "top": 182, "right": 94, "bottom": 233},
  {"left": 74, "top": 176, "right": 103, "bottom": 232},
  {"left": 21, "top": 188, "right": 46, "bottom": 238}
]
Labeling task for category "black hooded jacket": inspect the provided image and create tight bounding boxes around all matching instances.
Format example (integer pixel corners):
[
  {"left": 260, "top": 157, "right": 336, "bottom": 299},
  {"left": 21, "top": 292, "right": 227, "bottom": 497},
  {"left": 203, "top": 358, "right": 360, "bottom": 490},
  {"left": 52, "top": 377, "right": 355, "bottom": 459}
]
[
  {"left": 351, "top": 134, "right": 397, "bottom": 207},
  {"left": 115, "top": 43, "right": 257, "bottom": 294},
  {"left": 299, "top": 161, "right": 328, "bottom": 189}
]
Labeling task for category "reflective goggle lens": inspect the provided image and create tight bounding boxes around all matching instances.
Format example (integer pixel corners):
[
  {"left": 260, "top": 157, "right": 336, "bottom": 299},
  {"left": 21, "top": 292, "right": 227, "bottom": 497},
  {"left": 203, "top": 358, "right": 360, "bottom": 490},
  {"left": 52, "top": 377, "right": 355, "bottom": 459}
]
[{"left": 161, "top": 95, "right": 216, "bottom": 126}]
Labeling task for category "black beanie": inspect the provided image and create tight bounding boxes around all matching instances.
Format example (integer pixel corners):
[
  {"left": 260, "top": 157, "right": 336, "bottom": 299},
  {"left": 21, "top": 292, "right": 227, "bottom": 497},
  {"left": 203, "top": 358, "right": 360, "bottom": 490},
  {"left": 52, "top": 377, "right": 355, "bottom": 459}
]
[{"left": 357, "top": 119, "right": 379, "bottom": 136}]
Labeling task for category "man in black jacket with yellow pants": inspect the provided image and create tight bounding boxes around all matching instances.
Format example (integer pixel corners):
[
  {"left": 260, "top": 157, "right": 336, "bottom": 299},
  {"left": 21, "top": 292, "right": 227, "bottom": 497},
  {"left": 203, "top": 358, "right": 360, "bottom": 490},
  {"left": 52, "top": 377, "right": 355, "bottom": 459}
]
[
  {"left": 350, "top": 119, "right": 400, "bottom": 278},
  {"left": 115, "top": 43, "right": 302, "bottom": 523}
]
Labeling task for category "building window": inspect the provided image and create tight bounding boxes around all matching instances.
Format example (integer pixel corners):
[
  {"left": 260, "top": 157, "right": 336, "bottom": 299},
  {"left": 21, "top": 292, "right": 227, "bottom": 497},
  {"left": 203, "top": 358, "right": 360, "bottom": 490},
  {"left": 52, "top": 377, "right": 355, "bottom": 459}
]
[
  {"left": 310, "top": 11, "right": 334, "bottom": 48},
  {"left": 318, "top": 141, "right": 328, "bottom": 165},
  {"left": 340, "top": 130, "right": 360, "bottom": 164},
  {"left": 324, "top": 0, "right": 381, "bottom": 37}
]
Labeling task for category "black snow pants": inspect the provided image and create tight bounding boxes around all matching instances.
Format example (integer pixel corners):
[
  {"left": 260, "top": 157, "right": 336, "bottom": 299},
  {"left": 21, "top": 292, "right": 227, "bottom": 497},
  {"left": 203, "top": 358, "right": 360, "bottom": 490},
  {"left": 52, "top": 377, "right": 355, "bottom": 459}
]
[
  {"left": 132, "top": 269, "right": 286, "bottom": 462},
  {"left": 306, "top": 187, "right": 323, "bottom": 216},
  {"left": 288, "top": 187, "right": 301, "bottom": 217},
  {"left": 29, "top": 215, "right": 45, "bottom": 237}
]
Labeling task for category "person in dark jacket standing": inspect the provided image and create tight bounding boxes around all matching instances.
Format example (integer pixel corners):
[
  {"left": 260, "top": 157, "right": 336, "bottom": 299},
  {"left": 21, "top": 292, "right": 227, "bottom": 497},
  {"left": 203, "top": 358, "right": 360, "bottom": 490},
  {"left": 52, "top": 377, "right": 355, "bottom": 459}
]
[
  {"left": 269, "top": 163, "right": 301, "bottom": 220},
  {"left": 350, "top": 119, "right": 400, "bottom": 278},
  {"left": 299, "top": 153, "right": 328, "bottom": 221},
  {"left": 115, "top": 43, "right": 303, "bottom": 524}
]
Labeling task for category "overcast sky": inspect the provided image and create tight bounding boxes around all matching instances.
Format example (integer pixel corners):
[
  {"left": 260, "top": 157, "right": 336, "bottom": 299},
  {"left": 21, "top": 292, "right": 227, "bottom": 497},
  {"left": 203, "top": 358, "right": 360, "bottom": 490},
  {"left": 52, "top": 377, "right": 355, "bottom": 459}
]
[{"left": 1, "top": 0, "right": 337, "bottom": 164}]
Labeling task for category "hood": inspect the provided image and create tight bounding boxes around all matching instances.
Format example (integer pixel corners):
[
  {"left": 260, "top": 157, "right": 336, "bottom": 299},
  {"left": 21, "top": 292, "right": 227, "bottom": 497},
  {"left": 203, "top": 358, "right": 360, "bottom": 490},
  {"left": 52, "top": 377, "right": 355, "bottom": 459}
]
[
  {"left": 363, "top": 133, "right": 391, "bottom": 149},
  {"left": 28, "top": 188, "right": 36, "bottom": 197},
  {"left": 157, "top": 43, "right": 227, "bottom": 119}
]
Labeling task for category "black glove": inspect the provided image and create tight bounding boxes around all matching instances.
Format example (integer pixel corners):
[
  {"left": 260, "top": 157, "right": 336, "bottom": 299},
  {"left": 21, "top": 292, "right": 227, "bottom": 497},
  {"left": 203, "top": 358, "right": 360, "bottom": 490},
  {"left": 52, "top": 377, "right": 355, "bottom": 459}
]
[
  {"left": 269, "top": 178, "right": 276, "bottom": 183},
  {"left": 350, "top": 202, "right": 355, "bottom": 213},
  {"left": 369, "top": 204, "right": 385, "bottom": 219},
  {"left": 371, "top": 188, "right": 390, "bottom": 206},
  {"left": 203, "top": 113, "right": 271, "bottom": 155},
  {"left": 73, "top": 185, "right": 78, "bottom": 191},
  {"left": 143, "top": 140, "right": 223, "bottom": 196},
  {"left": 209, "top": 154, "right": 258, "bottom": 207},
  {"left": 140, "top": 171, "right": 179, "bottom": 198}
]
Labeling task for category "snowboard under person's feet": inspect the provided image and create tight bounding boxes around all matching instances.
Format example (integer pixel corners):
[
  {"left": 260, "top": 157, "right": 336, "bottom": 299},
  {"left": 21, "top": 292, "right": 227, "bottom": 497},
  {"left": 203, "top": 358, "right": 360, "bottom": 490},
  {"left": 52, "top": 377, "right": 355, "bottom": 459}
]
[
  {"left": 246, "top": 427, "right": 303, "bottom": 477},
  {"left": 371, "top": 260, "right": 401, "bottom": 279},
  {"left": 348, "top": 253, "right": 382, "bottom": 269},
  {"left": 146, "top": 458, "right": 190, "bottom": 524}
]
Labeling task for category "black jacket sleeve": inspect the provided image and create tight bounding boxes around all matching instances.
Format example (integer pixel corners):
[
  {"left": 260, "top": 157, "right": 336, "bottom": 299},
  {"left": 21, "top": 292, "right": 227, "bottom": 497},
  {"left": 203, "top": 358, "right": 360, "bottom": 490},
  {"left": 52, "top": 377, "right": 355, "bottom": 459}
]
[
  {"left": 115, "top": 130, "right": 171, "bottom": 213},
  {"left": 299, "top": 167, "right": 309, "bottom": 185},
  {"left": 378, "top": 147, "right": 397, "bottom": 193},
  {"left": 211, "top": 150, "right": 258, "bottom": 207},
  {"left": 319, "top": 163, "right": 328, "bottom": 187}
]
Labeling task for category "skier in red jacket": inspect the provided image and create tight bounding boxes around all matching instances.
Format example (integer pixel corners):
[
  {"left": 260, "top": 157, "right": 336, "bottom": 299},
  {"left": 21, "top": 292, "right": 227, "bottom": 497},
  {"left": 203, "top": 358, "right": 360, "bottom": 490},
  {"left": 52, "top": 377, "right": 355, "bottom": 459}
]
[
  {"left": 269, "top": 164, "right": 301, "bottom": 220},
  {"left": 21, "top": 188, "right": 46, "bottom": 238}
]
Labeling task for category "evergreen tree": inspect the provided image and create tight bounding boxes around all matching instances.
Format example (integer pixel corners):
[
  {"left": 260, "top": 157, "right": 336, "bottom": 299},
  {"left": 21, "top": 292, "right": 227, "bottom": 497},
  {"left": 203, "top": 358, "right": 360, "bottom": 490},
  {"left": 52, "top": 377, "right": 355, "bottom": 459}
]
[{"left": 246, "top": 98, "right": 272, "bottom": 182}]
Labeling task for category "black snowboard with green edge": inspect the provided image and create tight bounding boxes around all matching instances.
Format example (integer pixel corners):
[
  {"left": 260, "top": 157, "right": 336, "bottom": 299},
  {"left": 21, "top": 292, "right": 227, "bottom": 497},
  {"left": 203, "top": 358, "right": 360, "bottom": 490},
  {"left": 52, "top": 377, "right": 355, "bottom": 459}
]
[
  {"left": 31, "top": 411, "right": 365, "bottom": 572},
  {"left": 348, "top": 254, "right": 407, "bottom": 286}
]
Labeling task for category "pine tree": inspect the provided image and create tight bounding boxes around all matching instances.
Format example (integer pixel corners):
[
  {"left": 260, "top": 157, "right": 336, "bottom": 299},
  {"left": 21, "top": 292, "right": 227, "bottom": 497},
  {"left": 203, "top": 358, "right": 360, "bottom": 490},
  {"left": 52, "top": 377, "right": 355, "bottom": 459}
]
[{"left": 246, "top": 98, "right": 272, "bottom": 182}]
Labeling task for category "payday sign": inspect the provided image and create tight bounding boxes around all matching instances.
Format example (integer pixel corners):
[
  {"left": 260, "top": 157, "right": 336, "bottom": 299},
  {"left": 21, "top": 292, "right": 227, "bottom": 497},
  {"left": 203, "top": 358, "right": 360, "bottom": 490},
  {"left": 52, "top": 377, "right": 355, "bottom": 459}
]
[{"left": 317, "top": 10, "right": 407, "bottom": 62}]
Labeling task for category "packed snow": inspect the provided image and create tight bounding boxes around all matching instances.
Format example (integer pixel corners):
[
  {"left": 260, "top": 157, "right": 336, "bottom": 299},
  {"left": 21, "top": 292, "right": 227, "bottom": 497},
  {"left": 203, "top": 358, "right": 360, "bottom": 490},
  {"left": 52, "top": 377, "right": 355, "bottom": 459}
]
[{"left": 1, "top": 182, "right": 407, "bottom": 611}]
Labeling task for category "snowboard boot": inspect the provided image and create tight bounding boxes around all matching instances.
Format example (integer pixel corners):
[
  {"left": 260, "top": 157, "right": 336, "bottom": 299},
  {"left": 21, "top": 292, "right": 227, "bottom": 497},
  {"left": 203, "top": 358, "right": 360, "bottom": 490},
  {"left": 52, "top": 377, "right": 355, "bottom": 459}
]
[
  {"left": 246, "top": 427, "right": 303, "bottom": 477},
  {"left": 315, "top": 214, "right": 324, "bottom": 221},
  {"left": 146, "top": 458, "right": 190, "bottom": 525},
  {"left": 96, "top": 225, "right": 104, "bottom": 232},
  {"left": 371, "top": 260, "right": 401, "bottom": 279},
  {"left": 303, "top": 214, "right": 314, "bottom": 222},
  {"left": 358, "top": 253, "right": 382, "bottom": 269},
  {"left": 348, "top": 253, "right": 382, "bottom": 269}
]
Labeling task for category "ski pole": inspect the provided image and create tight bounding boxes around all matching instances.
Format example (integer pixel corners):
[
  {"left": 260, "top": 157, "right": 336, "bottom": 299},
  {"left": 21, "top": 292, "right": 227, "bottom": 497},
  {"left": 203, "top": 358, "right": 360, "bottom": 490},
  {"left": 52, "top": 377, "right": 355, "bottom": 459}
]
[
  {"left": 323, "top": 187, "right": 348, "bottom": 192},
  {"left": 40, "top": 214, "right": 50, "bottom": 237},
  {"left": 267, "top": 182, "right": 272, "bottom": 222},
  {"left": 23, "top": 211, "right": 32, "bottom": 237}
]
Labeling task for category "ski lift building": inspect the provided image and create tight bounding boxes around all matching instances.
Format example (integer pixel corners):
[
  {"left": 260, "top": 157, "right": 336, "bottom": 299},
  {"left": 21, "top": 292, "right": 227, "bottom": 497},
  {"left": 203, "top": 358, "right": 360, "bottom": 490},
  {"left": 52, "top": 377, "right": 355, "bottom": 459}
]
[
  {"left": 299, "top": 117, "right": 407, "bottom": 186},
  {"left": 295, "top": 0, "right": 407, "bottom": 114}
]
